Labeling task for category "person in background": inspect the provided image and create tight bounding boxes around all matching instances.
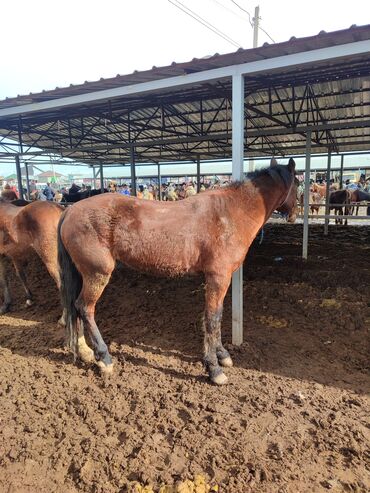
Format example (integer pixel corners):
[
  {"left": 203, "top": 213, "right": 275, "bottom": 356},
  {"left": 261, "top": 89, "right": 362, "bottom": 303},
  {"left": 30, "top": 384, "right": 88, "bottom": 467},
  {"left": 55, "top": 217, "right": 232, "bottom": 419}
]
[
  {"left": 147, "top": 185, "right": 155, "bottom": 200},
  {"left": 43, "top": 182, "right": 55, "bottom": 201},
  {"left": 29, "top": 180, "right": 37, "bottom": 199},
  {"left": 54, "top": 188, "right": 63, "bottom": 202},
  {"left": 185, "top": 182, "right": 196, "bottom": 198},
  {"left": 1, "top": 183, "right": 18, "bottom": 201},
  {"left": 137, "top": 185, "right": 144, "bottom": 199},
  {"left": 167, "top": 185, "right": 178, "bottom": 201},
  {"left": 345, "top": 179, "right": 358, "bottom": 191},
  {"left": 161, "top": 184, "right": 167, "bottom": 201},
  {"left": 119, "top": 184, "right": 131, "bottom": 197}
]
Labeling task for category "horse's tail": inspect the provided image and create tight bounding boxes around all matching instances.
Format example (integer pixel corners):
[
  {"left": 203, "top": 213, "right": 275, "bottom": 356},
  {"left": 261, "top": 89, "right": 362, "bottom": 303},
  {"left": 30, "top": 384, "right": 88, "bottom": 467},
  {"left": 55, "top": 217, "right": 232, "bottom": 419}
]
[{"left": 57, "top": 212, "right": 82, "bottom": 358}]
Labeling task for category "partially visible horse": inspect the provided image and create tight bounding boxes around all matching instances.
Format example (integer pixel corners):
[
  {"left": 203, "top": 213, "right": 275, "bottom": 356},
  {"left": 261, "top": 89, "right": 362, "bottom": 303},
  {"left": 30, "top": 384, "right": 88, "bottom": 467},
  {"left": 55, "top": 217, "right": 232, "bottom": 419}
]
[
  {"left": 0, "top": 200, "right": 63, "bottom": 313},
  {"left": 329, "top": 189, "right": 351, "bottom": 225},
  {"left": 58, "top": 158, "right": 298, "bottom": 385},
  {"left": 309, "top": 191, "right": 322, "bottom": 215},
  {"left": 62, "top": 188, "right": 108, "bottom": 203},
  {"left": 298, "top": 188, "right": 322, "bottom": 215},
  {"left": 348, "top": 189, "right": 370, "bottom": 216},
  {"left": 311, "top": 182, "right": 327, "bottom": 199}
]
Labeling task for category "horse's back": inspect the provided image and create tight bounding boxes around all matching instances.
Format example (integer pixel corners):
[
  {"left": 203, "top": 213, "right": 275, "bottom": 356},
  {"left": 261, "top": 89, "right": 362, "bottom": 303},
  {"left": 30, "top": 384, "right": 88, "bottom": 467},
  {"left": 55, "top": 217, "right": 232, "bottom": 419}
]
[
  {"left": 13, "top": 201, "right": 64, "bottom": 244},
  {"left": 329, "top": 189, "right": 349, "bottom": 205}
]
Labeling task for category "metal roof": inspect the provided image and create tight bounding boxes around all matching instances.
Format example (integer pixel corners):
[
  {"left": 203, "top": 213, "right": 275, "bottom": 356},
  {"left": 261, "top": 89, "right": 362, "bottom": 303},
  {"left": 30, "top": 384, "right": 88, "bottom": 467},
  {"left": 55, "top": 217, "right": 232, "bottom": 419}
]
[{"left": 1, "top": 24, "right": 370, "bottom": 164}]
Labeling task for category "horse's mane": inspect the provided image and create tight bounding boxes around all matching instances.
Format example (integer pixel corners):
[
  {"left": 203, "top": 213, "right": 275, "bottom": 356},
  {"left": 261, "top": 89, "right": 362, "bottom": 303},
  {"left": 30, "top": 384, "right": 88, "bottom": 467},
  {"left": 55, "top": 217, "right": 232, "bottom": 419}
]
[{"left": 229, "top": 164, "right": 294, "bottom": 190}]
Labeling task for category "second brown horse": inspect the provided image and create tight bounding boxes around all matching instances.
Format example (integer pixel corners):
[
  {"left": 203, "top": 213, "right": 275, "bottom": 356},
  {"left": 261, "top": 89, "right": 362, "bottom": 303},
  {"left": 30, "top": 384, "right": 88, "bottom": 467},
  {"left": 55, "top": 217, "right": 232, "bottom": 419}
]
[{"left": 58, "top": 159, "right": 298, "bottom": 385}]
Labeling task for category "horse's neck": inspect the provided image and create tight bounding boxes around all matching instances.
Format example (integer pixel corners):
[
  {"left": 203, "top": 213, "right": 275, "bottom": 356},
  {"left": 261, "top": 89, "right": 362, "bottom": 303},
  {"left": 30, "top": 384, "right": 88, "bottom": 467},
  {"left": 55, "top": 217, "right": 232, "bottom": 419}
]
[{"left": 233, "top": 179, "right": 287, "bottom": 224}]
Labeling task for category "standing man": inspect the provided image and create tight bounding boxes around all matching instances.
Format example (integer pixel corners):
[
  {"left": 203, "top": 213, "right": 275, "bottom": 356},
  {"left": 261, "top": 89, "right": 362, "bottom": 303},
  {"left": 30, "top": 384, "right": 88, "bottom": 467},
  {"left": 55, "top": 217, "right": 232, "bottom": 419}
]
[{"left": 43, "top": 182, "right": 55, "bottom": 201}]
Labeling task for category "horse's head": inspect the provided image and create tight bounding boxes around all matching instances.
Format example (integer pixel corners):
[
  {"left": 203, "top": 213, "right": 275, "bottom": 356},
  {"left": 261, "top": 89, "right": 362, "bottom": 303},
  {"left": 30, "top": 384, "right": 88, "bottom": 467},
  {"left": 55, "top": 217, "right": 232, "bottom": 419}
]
[{"left": 272, "top": 158, "right": 299, "bottom": 223}]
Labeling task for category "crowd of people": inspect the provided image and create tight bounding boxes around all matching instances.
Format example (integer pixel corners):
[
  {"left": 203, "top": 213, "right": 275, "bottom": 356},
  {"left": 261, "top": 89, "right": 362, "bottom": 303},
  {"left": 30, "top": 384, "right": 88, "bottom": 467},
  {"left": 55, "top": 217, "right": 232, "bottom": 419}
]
[
  {"left": 4, "top": 179, "right": 230, "bottom": 202},
  {"left": 1, "top": 174, "right": 369, "bottom": 204},
  {"left": 109, "top": 180, "right": 231, "bottom": 201}
]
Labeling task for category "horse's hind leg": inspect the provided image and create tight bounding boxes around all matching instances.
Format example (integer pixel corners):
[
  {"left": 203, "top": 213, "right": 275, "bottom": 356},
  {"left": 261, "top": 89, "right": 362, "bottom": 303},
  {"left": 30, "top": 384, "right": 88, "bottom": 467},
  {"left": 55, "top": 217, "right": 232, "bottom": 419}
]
[
  {"left": 77, "top": 321, "right": 94, "bottom": 363},
  {"left": 0, "top": 255, "right": 11, "bottom": 314},
  {"left": 12, "top": 258, "right": 33, "bottom": 307},
  {"left": 203, "top": 273, "right": 232, "bottom": 385},
  {"left": 37, "top": 248, "right": 66, "bottom": 326},
  {"left": 76, "top": 271, "right": 113, "bottom": 373}
]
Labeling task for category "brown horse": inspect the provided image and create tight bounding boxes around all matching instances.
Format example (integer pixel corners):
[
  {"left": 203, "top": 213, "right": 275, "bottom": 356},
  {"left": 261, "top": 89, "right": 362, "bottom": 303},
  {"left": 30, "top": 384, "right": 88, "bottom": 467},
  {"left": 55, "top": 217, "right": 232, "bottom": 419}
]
[
  {"left": 0, "top": 200, "right": 64, "bottom": 314},
  {"left": 329, "top": 189, "right": 351, "bottom": 224},
  {"left": 348, "top": 189, "right": 370, "bottom": 216},
  {"left": 58, "top": 158, "right": 298, "bottom": 385}
]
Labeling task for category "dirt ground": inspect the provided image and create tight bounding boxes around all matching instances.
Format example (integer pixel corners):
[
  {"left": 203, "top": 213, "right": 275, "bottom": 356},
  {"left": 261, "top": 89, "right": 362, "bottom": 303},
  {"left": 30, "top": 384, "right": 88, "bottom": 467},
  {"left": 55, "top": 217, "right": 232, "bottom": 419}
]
[{"left": 0, "top": 224, "right": 369, "bottom": 493}]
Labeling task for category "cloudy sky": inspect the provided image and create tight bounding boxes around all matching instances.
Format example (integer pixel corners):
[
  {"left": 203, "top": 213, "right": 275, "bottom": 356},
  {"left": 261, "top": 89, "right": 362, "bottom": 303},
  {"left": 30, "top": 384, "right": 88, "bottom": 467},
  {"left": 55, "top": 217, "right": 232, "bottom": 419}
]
[{"left": 1, "top": 0, "right": 370, "bottom": 176}]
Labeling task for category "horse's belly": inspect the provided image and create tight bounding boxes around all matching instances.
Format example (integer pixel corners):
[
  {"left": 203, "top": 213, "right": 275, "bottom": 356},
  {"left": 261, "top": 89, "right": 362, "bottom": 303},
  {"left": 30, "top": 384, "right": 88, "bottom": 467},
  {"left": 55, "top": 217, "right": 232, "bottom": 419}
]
[{"left": 115, "top": 235, "right": 200, "bottom": 277}]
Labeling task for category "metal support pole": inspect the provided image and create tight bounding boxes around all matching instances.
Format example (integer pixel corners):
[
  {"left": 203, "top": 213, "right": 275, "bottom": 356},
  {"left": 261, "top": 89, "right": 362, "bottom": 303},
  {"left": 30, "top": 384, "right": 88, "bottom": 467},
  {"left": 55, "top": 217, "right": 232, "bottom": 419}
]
[
  {"left": 324, "top": 151, "right": 332, "bottom": 236},
  {"left": 130, "top": 146, "right": 137, "bottom": 196},
  {"left": 231, "top": 74, "right": 245, "bottom": 346},
  {"left": 15, "top": 154, "right": 24, "bottom": 200},
  {"left": 196, "top": 155, "right": 201, "bottom": 193},
  {"left": 25, "top": 162, "right": 30, "bottom": 200},
  {"left": 339, "top": 154, "right": 344, "bottom": 189},
  {"left": 253, "top": 6, "right": 260, "bottom": 48},
  {"left": 92, "top": 166, "right": 97, "bottom": 189},
  {"left": 302, "top": 130, "right": 312, "bottom": 259},
  {"left": 157, "top": 163, "right": 162, "bottom": 201},
  {"left": 99, "top": 162, "right": 104, "bottom": 193}
]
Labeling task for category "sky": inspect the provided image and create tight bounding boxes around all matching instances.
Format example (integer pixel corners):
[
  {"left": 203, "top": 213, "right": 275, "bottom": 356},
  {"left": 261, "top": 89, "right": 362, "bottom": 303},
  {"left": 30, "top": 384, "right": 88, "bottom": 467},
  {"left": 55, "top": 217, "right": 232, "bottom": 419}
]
[{"left": 1, "top": 0, "right": 370, "bottom": 177}]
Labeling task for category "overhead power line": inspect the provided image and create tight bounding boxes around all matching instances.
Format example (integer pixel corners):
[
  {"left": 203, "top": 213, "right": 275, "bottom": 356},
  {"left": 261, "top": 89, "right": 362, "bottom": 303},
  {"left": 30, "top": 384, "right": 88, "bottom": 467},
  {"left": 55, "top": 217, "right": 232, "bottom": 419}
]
[
  {"left": 259, "top": 24, "right": 276, "bottom": 43},
  {"left": 229, "top": 0, "right": 253, "bottom": 26},
  {"left": 209, "top": 0, "right": 251, "bottom": 23},
  {"left": 229, "top": 0, "right": 275, "bottom": 43},
  {"left": 168, "top": 0, "right": 242, "bottom": 49}
]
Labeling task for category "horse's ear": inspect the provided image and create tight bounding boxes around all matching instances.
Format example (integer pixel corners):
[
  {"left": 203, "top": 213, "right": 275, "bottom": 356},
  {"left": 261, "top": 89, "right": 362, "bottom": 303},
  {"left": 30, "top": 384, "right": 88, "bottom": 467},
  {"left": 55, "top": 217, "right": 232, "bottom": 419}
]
[
  {"left": 270, "top": 157, "right": 278, "bottom": 167},
  {"left": 288, "top": 158, "right": 296, "bottom": 172}
]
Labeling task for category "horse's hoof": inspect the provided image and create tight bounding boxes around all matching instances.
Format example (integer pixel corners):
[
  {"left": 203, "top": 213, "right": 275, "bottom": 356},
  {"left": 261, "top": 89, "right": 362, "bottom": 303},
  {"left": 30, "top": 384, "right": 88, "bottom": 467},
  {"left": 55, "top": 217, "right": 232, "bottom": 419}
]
[
  {"left": 79, "top": 346, "right": 95, "bottom": 364},
  {"left": 0, "top": 305, "right": 10, "bottom": 315},
  {"left": 211, "top": 372, "right": 228, "bottom": 385},
  {"left": 219, "top": 356, "right": 233, "bottom": 368},
  {"left": 25, "top": 299, "right": 33, "bottom": 307},
  {"left": 97, "top": 360, "right": 114, "bottom": 375}
]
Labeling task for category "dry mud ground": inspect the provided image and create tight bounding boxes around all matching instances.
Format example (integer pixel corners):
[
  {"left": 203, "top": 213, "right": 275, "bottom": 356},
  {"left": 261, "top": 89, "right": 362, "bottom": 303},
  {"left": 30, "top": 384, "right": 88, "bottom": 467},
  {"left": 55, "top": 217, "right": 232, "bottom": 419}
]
[{"left": 0, "top": 224, "right": 369, "bottom": 493}]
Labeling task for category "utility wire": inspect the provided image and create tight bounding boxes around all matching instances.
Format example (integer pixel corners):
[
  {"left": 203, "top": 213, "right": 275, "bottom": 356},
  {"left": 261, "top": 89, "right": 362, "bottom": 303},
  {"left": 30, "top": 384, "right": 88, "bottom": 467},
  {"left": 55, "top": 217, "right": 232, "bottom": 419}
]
[
  {"left": 229, "top": 0, "right": 253, "bottom": 26},
  {"left": 209, "top": 0, "right": 251, "bottom": 22},
  {"left": 229, "top": 0, "right": 276, "bottom": 42},
  {"left": 168, "top": 0, "right": 242, "bottom": 48},
  {"left": 259, "top": 24, "right": 275, "bottom": 43}
]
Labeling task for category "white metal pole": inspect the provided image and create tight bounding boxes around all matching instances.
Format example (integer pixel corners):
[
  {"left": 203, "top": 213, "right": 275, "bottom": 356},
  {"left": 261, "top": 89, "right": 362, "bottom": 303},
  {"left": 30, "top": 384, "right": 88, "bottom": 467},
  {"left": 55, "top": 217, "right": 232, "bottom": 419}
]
[
  {"left": 232, "top": 73, "right": 245, "bottom": 346},
  {"left": 15, "top": 154, "right": 24, "bottom": 200},
  {"left": 302, "top": 131, "right": 312, "bottom": 259},
  {"left": 99, "top": 163, "right": 104, "bottom": 192},
  {"left": 253, "top": 6, "right": 260, "bottom": 49},
  {"left": 324, "top": 151, "right": 332, "bottom": 235},
  {"left": 157, "top": 163, "right": 162, "bottom": 201},
  {"left": 248, "top": 6, "right": 260, "bottom": 174},
  {"left": 339, "top": 154, "right": 344, "bottom": 188}
]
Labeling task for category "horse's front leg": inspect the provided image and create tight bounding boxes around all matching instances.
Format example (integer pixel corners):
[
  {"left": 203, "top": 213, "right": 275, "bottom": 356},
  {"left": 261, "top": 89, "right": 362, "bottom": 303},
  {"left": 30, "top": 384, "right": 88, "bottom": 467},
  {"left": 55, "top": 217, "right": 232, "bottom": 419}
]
[
  {"left": 203, "top": 273, "right": 232, "bottom": 385},
  {"left": 0, "top": 255, "right": 11, "bottom": 314}
]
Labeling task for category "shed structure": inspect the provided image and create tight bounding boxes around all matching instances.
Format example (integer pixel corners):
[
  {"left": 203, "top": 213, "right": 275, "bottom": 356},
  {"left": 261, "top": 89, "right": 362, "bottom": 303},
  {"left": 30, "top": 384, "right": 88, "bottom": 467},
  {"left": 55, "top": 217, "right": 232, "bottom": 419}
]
[{"left": 1, "top": 24, "right": 370, "bottom": 345}]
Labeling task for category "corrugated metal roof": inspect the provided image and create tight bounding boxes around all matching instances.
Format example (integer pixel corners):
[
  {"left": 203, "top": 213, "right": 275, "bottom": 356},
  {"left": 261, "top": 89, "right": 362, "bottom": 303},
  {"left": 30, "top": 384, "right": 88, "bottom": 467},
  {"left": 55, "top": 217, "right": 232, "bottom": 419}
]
[
  {"left": 1, "top": 24, "right": 369, "bottom": 107},
  {"left": 0, "top": 24, "right": 370, "bottom": 163}
]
